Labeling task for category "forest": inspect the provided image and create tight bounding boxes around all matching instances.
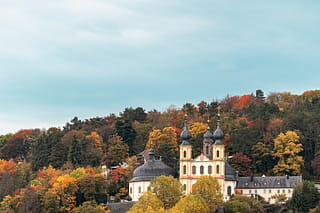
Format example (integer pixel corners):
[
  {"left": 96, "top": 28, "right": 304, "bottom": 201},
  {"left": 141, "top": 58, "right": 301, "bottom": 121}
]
[{"left": 1, "top": 89, "right": 320, "bottom": 212}]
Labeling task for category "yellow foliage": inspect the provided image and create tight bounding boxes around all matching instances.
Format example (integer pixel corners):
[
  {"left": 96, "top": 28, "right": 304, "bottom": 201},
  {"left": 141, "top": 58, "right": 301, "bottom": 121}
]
[
  {"left": 169, "top": 195, "right": 209, "bottom": 213},
  {"left": 189, "top": 122, "right": 207, "bottom": 137},
  {"left": 128, "top": 191, "right": 164, "bottom": 213},
  {"left": 146, "top": 127, "right": 177, "bottom": 153},
  {"left": 273, "top": 131, "right": 304, "bottom": 175},
  {"left": 191, "top": 176, "right": 223, "bottom": 213}
]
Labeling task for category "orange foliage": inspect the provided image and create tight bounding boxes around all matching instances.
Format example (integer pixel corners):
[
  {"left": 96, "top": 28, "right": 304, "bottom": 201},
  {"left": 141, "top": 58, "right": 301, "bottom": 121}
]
[
  {"left": 0, "top": 160, "right": 17, "bottom": 177},
  {"left": 86, "top": 132, "right": 104, "bottom": 152},
  {"left": 237, "top": 94, "right": 253, "bottom": 108}
]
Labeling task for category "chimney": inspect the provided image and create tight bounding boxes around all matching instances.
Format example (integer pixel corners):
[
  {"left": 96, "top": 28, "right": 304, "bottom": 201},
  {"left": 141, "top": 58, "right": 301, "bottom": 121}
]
[{"left": 250, "top": 176, "right": 254, "bottom": 182}]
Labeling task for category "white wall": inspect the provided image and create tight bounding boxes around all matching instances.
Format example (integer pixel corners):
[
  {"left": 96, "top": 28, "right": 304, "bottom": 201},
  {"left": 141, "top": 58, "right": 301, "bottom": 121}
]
[{"left": 129, "top": 181, "right": 150, "bottom": 201}]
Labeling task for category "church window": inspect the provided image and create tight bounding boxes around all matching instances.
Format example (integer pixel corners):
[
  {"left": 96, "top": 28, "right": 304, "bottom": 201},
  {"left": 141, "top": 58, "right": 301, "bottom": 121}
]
[
  {"left": 183, "top": 165, "right": 186, "bottom": 175},
  {"left": 200, "top": 166, "right": 204, "bottom": 174},
  {"left": 206, "top": 146, "right": 209, "bottom": 155},
  {"left": 183, "top": 184, "right": 186, "bottom": 191},
  {"left": 208, "top": 165, "right": 212, "bottom": 174},
  {"left": 192, "top": 166, "right": 196, "bottom": 175},
  {"left": 217, "top": 150, "right": 220, "bottom": 158},
  {"left": 227, "top": 186, "right": 232, "bottom": 196},
  {"left": 183, "top": 150, "right": 186, "bottom": 158},
  {"left": 138, "top": 186, "right": 141, "bottom": 193},
  {"left": 216, "top": 165, "right": 220, "bottom": 174},
  {"left": 130, "top": 187, "right": 132, "bottom": 194}
]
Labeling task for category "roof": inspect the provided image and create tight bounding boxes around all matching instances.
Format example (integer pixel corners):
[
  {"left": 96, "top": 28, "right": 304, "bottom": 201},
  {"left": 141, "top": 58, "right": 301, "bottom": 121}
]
[
  {"left": 107, "top": 202, "right": 136, "bottom": 213},
  {"left": 130, "top": 159, "right": 176, "bottom": 182},
  {"left": 237, "top": 176, "right": 302, "bottom": 189},
  {"left": 225, "top": 160, "right": 237, "bottom": 181}
]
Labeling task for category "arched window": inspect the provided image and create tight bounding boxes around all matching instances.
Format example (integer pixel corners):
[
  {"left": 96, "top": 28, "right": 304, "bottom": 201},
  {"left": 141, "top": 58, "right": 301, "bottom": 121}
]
[
  {"left": 227, "top": 186, "right": 232, "bottom": 196},
  {"left": 217, "top": 150, "right": 220, "bottom": 158},
  {"left": 208, "top": 165, "right": 212, "bottom": 174},
  {"left": 216, "top": 165, "right": 220, "bottom": 174},
  {"left": 138, "top": 186, "right": 141, "bottom": 193},
  {"left": 206, "top": 146, "right": 209, "bottom": 155},
  {"left": 192, "top": 166, "right": 196, "bottom": 175},
  {"left": 183, "top": 184, "right": 186, "bottom": 191},
  {"left": 200, "top": 166, "right": 204, "bottom": 174},
  {"left": 183, "top": 150, "right": 186, "bottom": 158},
  {"left": 130, "top": 187, "right": 132, "bottom": 194},
  {"left": 183, "top": 165, "right": 186, "bottom": 175}
]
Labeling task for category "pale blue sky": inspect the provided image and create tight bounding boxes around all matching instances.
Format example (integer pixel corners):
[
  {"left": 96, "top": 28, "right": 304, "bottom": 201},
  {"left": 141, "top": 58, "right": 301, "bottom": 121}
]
[{"left": 0, "top": 0, "right": 319, "bottom": 134}]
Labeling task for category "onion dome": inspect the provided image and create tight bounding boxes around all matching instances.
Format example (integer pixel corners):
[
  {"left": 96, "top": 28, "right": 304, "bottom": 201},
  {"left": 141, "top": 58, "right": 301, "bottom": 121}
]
[
  {"left": 180, "top": 118, "right": 191, "bottom": 145},
  {"left": 214, "top": 118, "right": 224, "bottom": 145},
  {"left": 203, "top": 127, "right": 214, "bottom": 143},
  {"left": 130, "top": 148, "right": 176, "bottom": 182}
]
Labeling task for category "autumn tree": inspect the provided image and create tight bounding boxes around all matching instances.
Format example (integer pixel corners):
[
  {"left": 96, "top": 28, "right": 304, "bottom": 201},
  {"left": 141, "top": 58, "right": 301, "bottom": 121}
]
[
  {"left": 104, "top": 135, "right": 129, "bottom": 167},
  {"left": 148, "top": 176, "right": 183, "bottom": 209},
  {"left": 252, "top": 142, "right": 274, "bottom": 175},
  {"left": 170, "top": 195, "right": 209, "bottom": 213},
  {"left": 121, "top": 107, "right": 147, "bottom": 123},
  {"left": 73, "top": 201, "right": 110, "bottom": 213},
  {"left": 128, "top": 191, "right": 164, "bottom": 213},
  {"left": 189, "top": 122, "right": 207, "bottom": 137},
  {"left": 145, "top": 127, "right": 178, "bottom": 154},
  {"left": 273, "top": 131, "right": 304, "bottom": 175},
  {"left": 191, "top": 176, "right": 223, "bottom": 213},
  {"left": 230, "top": 153, "right": 253, "bottom": 176},
  {"left": 224, "top": 195, "right": 264, "bottom": 213}
]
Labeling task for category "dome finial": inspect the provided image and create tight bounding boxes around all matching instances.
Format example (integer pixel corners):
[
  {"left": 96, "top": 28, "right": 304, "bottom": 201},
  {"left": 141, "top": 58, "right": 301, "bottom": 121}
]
[
  {"left": 149, "top": 142, "right": 155, "bottom": 161},
  {"left": 180, "top": 114, "right": 191, "bottom": 145},
  {"left": 214, "top": 106, "right": 224, "bottom": 145}
]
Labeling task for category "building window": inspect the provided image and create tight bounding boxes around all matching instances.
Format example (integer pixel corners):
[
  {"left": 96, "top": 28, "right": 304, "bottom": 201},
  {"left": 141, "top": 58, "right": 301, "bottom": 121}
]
[
  {"left": 130, "top": 187, "right": 132, "bottom": 194},
  {"left": 277, "top": 190, "right": 280, "bottom": 193},
  {"left": 217, "top": 150, "right": 220, "bottom": 158},
  {"left": 200, "top": 166, "right": 204, "bottom": 174},
  {"left": 183, "top": 150, "right": 186, "bottom": 158},
  {"left": 255, "top": 190, "right": 257, "bottom": 194},
  {"left": 208, "top": 166, "right": 212, "bottom": 174},
  {"left": 138, "top": 186, "right": 141, "bottom": 193},
  {"left": 268, "top": 198, "right": 271, "bottom": 202},
  {"left": 227, "top": 186, "right": 232, "bottom": 196},
  {"left": 216, "top": 165, "right": 220, "bottom": 174},
  {"left": 183, "top": 165, "right": 186, "bottom": 175},
  {"left": 269, "top": 190, "right": 271, "bottom": 193},
  {"left": 183, "top": 184, "right": 186, "bottom": 191},
  {"left": 192, "top": 166, "right": 196, "bottom": 175},
  {"left": 288, "top": 189, "right": 291, "bottom": 193},
  {"left": 283, "top": 189, "right": 285, "bottom": 193},
  {"left": 206, "top": 146, "right": 209, "bottom": 155},
  {"left": 264, "top": 189, "right": 266, "bottom": 194},
  {"left": 249, "top": 190, "right": 252, "bottom": 194}
]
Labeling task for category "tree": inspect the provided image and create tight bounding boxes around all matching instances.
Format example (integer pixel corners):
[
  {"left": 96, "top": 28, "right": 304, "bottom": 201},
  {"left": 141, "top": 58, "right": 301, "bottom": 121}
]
[
  {"left": 224, "top": 195, "right": 264, "bottom": 213},
  {"left": 273, "top": 131, "right": 304, "bottom": 175},
  {"left": 128, "top": 191, "right": 164, "bottom": 213},
  {"left": 252, "top": 142, "right": 274, "bottom": 175},
  {"left": 104, "top": 135, "right": 129, "bottom": 167},
  {"left": 73, "top": 201, "right": 109, "bottom": 213},
  {"left": 121, "top": 107, "right": 147, "bottom": 123},
  {"left": 271, "top": 193, "right": 287, "bottom": 203},
  {"left": 132, "top": 123, "right": 152, "bottom": 154},
  {"left": 115, "top": 120, "right": 137, "bottom": 155},
  {"left": 189, "top": 122, "right": 207, "bottom": 137},
  {"left": 0, "top": 133, "right": 12, "bottom": 149},
  {"left": 19, "top": 186, "right": 41, "bottom": 213},
  {"left": 44, "top": 191, "right": 60, "bottom": 213},
  {"left": 288, "top": 180, "right": 320, "bottom": 213},
  {"left": 148, "top": 176, "right": 182, "bottom": 209},
  {"left": 145, "top": 127, "right": 178, "bottom": 154},
  {"left": 31, "top": 135, "right": 49, "bottom": 171},
  {"left": 170, "top": 195, "right": 209, "bottom": 213},
  {"left": 191, "top": 176, "right": 223, "bottom": 213},
  {"left": 230, "top": 153, "right": 253, "bottom": 176}
]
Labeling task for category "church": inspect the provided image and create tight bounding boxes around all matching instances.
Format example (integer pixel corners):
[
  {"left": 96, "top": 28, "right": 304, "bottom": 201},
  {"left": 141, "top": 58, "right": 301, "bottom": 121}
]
[
  {"left": 179, "top": 111, "right": 237, "bottom": 201},
  {"left": 129, "top": 109, "right": 302, "bottom": 203}
]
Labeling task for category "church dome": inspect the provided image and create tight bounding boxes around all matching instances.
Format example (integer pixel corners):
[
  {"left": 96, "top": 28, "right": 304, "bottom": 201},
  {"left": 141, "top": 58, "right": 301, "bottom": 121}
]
[
  {"left": 180, "top": 118, "right": 191, "bottom": 145},
  {"left": 213, "top": 120, "right": 224, "bottom": 145},
  {"left": 204, "top": 127, "right": 214, "bottom": 143},
  {"left": 130, "top": 148, "right": 176, "bottom": 182}
]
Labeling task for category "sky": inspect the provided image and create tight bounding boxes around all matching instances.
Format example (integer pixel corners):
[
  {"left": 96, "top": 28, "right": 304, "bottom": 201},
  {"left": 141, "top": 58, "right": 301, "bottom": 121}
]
[{"left": 0, "top": 0, "right": 319, "bottom": 134}]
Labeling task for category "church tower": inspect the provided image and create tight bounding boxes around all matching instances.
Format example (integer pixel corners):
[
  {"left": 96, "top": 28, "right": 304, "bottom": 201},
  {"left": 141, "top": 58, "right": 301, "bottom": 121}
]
[
  {"left": 179, "top": 116, "right": 192, "bottom": 192},
  {"left": 203, "top": 125, "right": 214, "bottom": 159},
  {"left": 212, "top": 106, "right": 225, "bottom": 191}
]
